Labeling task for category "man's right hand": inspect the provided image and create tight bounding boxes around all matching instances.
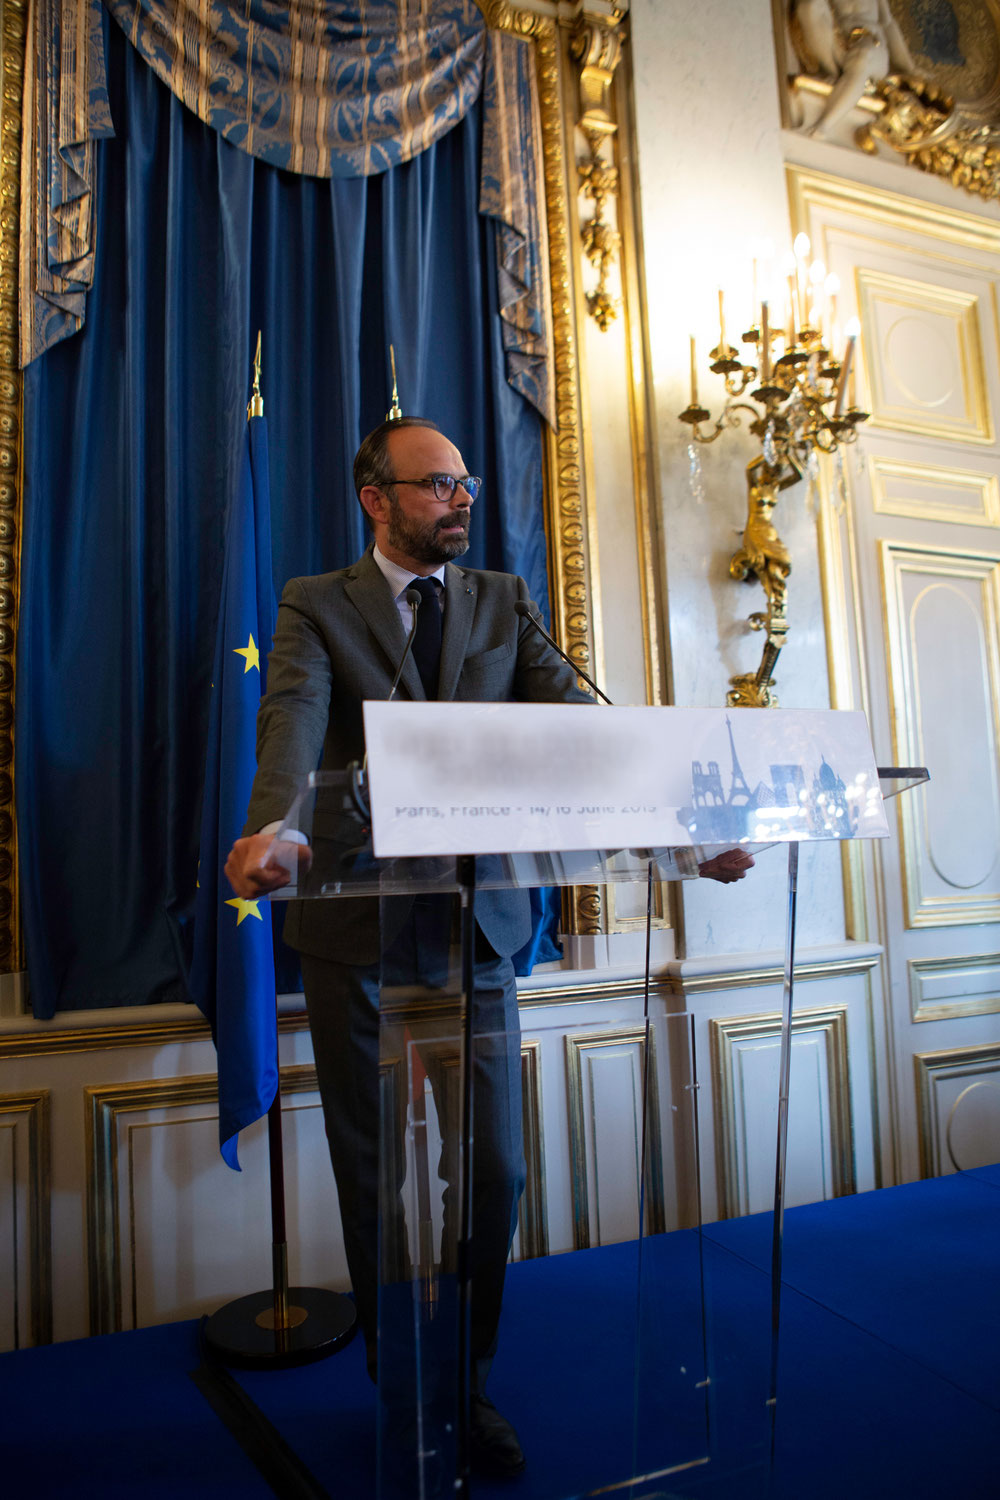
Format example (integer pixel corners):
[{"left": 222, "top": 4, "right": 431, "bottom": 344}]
[{"left": 224, "top": 833, "right": 312, "bottom": 898}]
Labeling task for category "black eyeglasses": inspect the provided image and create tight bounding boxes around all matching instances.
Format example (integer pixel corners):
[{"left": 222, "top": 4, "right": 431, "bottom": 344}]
[{"left": 388, "top": 473, "right": 482, "bottom": 502}]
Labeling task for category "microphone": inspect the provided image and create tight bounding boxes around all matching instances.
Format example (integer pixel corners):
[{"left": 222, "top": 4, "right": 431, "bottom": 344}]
[
  {"left": 350, "top": 587, "right": 423, "bottom": 820},
  {"left": 387, "top": 587, "right": 423, "bottom": 702},
  {"left": 514, "top": 599, "right": 614, "bottom": 704}
]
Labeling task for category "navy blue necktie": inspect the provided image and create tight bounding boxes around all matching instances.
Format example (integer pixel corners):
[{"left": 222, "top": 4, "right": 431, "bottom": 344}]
[{"left": 409, "top": 576, "right": 442, "bottom": 699}]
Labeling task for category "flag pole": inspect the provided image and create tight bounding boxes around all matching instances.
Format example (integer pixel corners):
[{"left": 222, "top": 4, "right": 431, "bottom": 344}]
[{"left": 201, "top": 334, "right": 356, "bottom": 1368}]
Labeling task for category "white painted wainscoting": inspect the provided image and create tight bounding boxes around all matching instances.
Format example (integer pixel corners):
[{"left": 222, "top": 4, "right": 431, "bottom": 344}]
[{"left": 0, "top": 941, "right": 883, "bottom": 1351}]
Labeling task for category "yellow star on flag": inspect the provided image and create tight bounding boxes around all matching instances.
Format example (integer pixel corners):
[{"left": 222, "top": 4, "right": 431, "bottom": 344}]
[
  {"left": 225, "top": 897, "right": 264, "bottom": 926},
  {"left": 233, "top": 634, "right": 260, "bottom": 674}
]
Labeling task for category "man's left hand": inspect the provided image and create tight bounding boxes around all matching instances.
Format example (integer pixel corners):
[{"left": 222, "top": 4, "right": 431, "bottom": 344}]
[{"left": 698, "top": 848, "right": 756, "bottom": 883}]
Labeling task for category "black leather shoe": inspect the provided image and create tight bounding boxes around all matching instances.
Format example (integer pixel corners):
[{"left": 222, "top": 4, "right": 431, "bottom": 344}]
[{"left": 470, "top": 1395, "right": 526, "bottom": 1477}]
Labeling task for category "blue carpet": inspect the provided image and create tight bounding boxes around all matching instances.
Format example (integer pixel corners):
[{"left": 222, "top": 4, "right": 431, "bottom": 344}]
[
  {"left": 702, "top": 1170, "right": 1000, "bottom": 1411},
  {"left": 0, "top": 1320, "right": 274, "bottom": 1497},
  {"left": 2, "top": 1173, "right": 997, "bottom": 1498}
]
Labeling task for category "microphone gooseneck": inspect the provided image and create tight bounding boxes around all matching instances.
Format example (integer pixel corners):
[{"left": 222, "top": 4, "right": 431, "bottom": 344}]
[
  {"left": 388, "top": 588, "right": 423, "bottom": 703},
  {"left": 514, "top": 599, "right": 614, "bottom": 705},
  {"left": 351, "top": 588, "right": 424, "bottom": 819}
]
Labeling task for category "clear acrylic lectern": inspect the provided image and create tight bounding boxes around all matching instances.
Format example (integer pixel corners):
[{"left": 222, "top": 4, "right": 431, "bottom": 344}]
[{"left": 265, "top": 703, "right": 926, "bottom": 1499}]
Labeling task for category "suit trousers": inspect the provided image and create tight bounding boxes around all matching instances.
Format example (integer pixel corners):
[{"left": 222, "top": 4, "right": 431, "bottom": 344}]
[{"left": 300, "top": 902, "right": 526, "bottom": 1396}]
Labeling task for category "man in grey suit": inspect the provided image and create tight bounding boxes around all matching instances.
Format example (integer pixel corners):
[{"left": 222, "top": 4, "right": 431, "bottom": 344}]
[
  {"left": 225, "top": 415, "right": 754, "bottom": 1475},
  {"left": 225, "top": 415, "right": 592, "bottom": 1476}
]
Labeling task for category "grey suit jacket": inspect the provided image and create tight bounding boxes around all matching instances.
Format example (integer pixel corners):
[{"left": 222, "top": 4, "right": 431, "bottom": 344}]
[{"left": 245, "top": 548, "right": 591, "bottom": 964}]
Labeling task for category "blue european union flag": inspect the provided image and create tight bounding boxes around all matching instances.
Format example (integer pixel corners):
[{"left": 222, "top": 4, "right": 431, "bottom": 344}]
[{"left": 190, "top": 414, "right": 277, "bottom": 1170}]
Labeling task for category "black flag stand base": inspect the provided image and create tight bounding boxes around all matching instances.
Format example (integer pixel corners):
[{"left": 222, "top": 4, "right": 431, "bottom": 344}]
[
  {"left": 203, "top": 1052, "right": 358, "bottom": 1370},
  {"left": 201, "top": 1280, "right": 356, "bottom": 1370}
]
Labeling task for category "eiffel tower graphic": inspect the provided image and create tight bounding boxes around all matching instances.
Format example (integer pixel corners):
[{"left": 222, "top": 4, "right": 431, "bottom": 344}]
[{"left": 725, "top": 716, "right": 753, "bottom": 806}]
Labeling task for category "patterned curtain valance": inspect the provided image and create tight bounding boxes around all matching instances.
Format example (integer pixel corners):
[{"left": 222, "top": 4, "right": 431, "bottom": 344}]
[
  {"left": 19, "top": 0, "right": 115, "bottom": 367},
  {"left": 19, "top": 0, "right": 553, "bottom": 429},
  {"left": 480, "top": 28, "right": 554, "bottom": 429},
  {"left": 104, "top": 0, "right": 486, "bottom": 178}
]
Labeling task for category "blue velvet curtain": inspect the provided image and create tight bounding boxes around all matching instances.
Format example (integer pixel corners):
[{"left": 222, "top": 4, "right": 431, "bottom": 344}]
[{"left": 17, "top": 19, "right": 552, "bottom": 1018}]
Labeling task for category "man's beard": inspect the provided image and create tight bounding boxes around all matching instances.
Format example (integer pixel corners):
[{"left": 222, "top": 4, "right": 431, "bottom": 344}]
[{"left": 386, "top": 493, "right": 471, "bottom": 563}]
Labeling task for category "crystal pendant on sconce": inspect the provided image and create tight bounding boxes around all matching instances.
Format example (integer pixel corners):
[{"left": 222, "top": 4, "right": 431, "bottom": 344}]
[
  {"left": 687, "top": 443, "right": 705, "bottom": 504},
  {"left": 763, "top": 423, "right": 777, "bottom": 467},
  {"left": 804, "top": 448, "right": 820, "bottom": 514},
  {"left": 832, "top": 444, "right": 849, "bottom": 517}
]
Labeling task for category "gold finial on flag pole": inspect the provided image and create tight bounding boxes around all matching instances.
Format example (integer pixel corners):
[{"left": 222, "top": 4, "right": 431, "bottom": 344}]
[
  {"left": 248, "top": 331, "right": 264, "bottom": 420},
  {"left": 386, "top": 344, "right": 403, "bottom": 422}
]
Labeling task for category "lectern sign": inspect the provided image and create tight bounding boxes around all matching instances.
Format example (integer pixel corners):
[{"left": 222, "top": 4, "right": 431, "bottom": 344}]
[{"left": 362, "top": 702, "right": 888, "bottom": 859}]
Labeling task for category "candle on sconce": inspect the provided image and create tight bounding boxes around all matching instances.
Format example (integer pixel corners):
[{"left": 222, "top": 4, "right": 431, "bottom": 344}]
[
  {"left": 834, "top": 318, "right": 859, "bottom": 415},
  {"left": 690, "top": 334, "right": 699, "bottom": 406},
  {"left": 825, "top": 272, "right": 840, "bottom": 344},
  {"left": 786, "top": 274, "right": 797, "bottom": 347},
  {"left": 718, "top": 289, "right": 727, "bottom": 352},
  {"left": 761, "top": 301, "right": 771, "bottom": 381},
  {"left": 808, "top": 259, "right": 826, "bottom": 331},
  {"left": 793, "top": 232, "right": 810, "bottom": 326}
]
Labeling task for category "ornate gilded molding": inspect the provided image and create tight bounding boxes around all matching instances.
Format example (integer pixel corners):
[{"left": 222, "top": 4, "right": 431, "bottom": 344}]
[
  {"left": 0, "top": 0, "right": 25, "bottom": 973},
  {"left": 480, "top": 4, "right": 604, "bottom": 934},
  {"left": 569, "top": 14, "right": 622, "bottom": 330}
]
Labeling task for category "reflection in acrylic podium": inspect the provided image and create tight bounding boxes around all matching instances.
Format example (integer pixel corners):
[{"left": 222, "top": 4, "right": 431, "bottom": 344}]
[{"left": 263, "top": 704, "right": 927, "bottom": 1498}]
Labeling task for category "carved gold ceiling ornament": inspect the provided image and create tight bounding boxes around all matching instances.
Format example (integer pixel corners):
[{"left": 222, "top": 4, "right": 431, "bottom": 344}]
[
  {"left": 784, "top": 0, "right": 1000, "bottom": 204},
  {"left": 862, "top": 73, "right": 1000, "bottom": 202}
]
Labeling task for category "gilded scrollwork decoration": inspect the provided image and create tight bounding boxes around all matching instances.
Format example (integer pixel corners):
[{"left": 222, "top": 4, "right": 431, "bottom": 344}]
[
  {"left": 0, "top": 0, "right": 26, "bottom": 973},
  {"left": 478, "top": 0, "right": 607, "bottom": 933},
  {"left": 569, "top": 13, "right": 624, "bottom": 331},
  {"left": 783, "top": 0, "right": 1000, "bottom": 203}
]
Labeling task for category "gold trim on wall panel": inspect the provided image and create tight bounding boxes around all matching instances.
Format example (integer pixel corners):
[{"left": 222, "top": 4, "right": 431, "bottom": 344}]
[
  {"left": 869, "top": 456, "right": 1000, "bottom": 528},
  {"left": 914, "top": 1041, "right": 1000, "bottom": 1178},
  {"left": 565, "top": 1024, "right": 664, "bottom": 1251},
  {"left": 0, "top": 1005, "right": 310, "bottom": 1060},
  {"left": 856, "top": 269, "right": 993, "bottom": 445},
  {"left": 480, "top": 5, "right": 603, "bottom": 937},
  {"left": 814, "top": 453, "right": 881, "bottom": 966},
  {"left": 0, "top": 1088, "right": 50, "bottom": 1347},
  {"left": 0, "top": 0, "right": 26, "bottom": 973},
  {"left": 613, "top": 45, "right": 664, "bottom": 709},
  {"left": 880, "top": 541, "right": 1000, "bottom": 927},
  {"left": 787, "top": 165, "right": 1000, "bottom": 260},
  {"left": 85, "top": 1065, "right": 319, "bottom": 1335},
  {"left": 603, "top": 874, "right": 669, "bottom": 933},
  {"left": 910, "top": 952, "right": 1000, "bottom": 1022},
  {"left": 518, "top": 1038, "right": 548, "bottom": 1260},
  {"left": 710, "top": 1006, "right": 855, "bottom": 1221},
  {"left": 668, "top": 953, "right": 879, "bottom": 997}
]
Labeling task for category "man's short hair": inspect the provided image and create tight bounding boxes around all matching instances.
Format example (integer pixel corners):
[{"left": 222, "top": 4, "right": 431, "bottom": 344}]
[{"left": 353, "top": 417, "right": 442, "bottom": 514}]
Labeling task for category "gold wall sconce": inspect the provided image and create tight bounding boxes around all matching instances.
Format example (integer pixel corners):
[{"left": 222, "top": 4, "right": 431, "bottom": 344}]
[{"left": 678, "top": 237, "right": 868, "bottom": 707}]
